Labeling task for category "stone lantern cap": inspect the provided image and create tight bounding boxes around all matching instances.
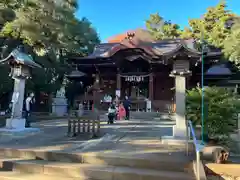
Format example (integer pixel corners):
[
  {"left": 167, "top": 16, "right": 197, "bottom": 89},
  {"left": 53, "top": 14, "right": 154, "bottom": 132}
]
[
  {"left": 0, "top": 49, "right": 41, "bottom": 68},
  {"left": 67, "top": 69, "right": 86, "bottom": 78}
]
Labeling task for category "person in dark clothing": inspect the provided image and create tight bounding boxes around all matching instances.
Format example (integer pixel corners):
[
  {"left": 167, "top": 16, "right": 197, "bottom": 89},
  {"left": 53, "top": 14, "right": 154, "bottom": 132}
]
[{"left": 123, "top": 96, "right": 130, "bottom": 120}]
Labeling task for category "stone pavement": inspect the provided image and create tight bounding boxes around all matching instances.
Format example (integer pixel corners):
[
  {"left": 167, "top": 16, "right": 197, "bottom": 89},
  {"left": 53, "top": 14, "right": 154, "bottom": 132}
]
[
  {"left": 0, "top": 117, "right": 191, "bottom": 165},
  {"left": 0, "top": 117, "right": 174, "bottom": 151}
]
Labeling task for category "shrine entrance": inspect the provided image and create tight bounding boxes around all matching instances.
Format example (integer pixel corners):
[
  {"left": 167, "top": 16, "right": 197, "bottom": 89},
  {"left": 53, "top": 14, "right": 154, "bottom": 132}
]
[
  {"left": 121, "top": 74, "right": 150, "bottom": 111},
  {"left": 118, "top": 58, "right": 151, "bottom": 111}
]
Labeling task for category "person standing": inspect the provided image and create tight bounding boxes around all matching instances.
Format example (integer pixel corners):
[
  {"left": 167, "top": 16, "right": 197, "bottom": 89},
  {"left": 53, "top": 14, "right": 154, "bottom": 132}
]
[
  {"left": 107, "top": 104, "right": 117, "bottom": 124},
  {"left": 118, "top": 102, "right": 126, "bottom": 120},
  {"left": 25, "top": 92, "right": 35, "bottom": 127},
  {"left": 123, "top": 96, "right": 130, "bottom": 120}
]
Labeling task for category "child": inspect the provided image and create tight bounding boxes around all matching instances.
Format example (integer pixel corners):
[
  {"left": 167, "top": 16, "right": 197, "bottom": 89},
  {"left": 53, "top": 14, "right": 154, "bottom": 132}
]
[
  {"left": 108, "top": 104, "right": 116, "bottom": 124},
  {"left": 118, "top": 102, "right": 126, "bottom": 120}
]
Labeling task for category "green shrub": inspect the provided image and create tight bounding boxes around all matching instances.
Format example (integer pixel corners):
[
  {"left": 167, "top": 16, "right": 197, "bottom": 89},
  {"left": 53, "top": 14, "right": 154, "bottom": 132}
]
[{"left": 186, "top": 86, "right": 240, "bottom": 143}]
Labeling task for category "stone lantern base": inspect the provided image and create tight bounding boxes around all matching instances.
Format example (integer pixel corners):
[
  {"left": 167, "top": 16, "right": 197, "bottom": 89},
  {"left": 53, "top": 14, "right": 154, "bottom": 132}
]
[
  {"left": 0, "top": 118, "right": 40, "bottom": 138},
  {"left": 6, "top": 118, "right": 26, "bottom": 129}
]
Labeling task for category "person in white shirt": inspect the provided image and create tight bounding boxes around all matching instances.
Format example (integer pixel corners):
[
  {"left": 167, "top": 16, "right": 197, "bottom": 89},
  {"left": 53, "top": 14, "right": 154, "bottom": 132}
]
[
  {"left": 25, "top": 93, "right": 35, "bottom": 127},
  {"left": 107, "top": 104, "right": 116, "bottom": 124}
]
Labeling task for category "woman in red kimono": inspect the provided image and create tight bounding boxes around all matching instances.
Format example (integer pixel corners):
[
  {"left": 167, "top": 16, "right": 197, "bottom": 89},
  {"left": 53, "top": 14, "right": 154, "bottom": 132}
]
[{"left": 118, "top": 102, "right": 126, "bottom": 120}]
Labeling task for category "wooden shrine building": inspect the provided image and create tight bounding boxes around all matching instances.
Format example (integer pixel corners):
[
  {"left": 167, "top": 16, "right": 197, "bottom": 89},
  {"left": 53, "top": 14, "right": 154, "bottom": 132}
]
[
  {"left": 68, "top": 28, "right": 239, "bottom": 138},
  {"left": 67, "top": 29, "right": 235, "bottom": 111}
]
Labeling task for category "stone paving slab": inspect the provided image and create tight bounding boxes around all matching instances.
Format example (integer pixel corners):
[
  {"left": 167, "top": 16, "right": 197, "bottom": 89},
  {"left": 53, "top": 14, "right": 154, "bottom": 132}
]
[{"left": 0, "top": 118, "right": 174, "bottom": 153}]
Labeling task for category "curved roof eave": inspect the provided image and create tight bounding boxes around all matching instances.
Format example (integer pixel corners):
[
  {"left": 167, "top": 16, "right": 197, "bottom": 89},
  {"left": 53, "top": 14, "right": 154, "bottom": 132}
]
[
  {"left": 72, "top": 45, "right": 158, "bottom": 61},
  {"left": 160, "top": 43, "right": 201, "bottom": 56},
  {"left": 69, "top": 39, "right": 223, "bottom": 62}
]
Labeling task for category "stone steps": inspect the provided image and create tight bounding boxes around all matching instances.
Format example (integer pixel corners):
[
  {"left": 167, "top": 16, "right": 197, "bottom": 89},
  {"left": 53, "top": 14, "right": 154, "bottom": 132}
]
[
  {"left": 81, "top": 152, "right": 193, "bottom": 172},
  {"left": 0, "top": 147, "right": 196, "bottom": 179},
  {"left": 0, "top": 146, "right": 194, "bottom": 172},
  {"left": 0, "top": 158, "right": 194, "bottom": 180}
]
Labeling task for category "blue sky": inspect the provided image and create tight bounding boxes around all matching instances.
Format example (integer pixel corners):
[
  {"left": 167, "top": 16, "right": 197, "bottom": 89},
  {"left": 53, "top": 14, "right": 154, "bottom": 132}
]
[{"left": 76, "top": 0, "right": 240, "bottom": 42}]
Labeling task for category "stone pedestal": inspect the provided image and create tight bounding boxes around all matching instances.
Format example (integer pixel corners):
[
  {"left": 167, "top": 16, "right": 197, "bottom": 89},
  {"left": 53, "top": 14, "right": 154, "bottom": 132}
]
[{"left": 52, "top": 97, "right": 68, "bottom": 116}]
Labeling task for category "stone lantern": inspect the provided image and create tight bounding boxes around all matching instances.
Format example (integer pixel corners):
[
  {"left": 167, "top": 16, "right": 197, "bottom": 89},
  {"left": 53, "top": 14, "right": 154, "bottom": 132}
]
[
  {"left": 65, "top": 68, "right": 86, "bottom": 117},
  {"left": 0, "top": 48, "right": 41, "bottom": 130}
]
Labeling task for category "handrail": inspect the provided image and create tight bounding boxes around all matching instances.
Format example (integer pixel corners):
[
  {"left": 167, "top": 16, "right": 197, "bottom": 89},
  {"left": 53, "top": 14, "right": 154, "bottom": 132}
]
[
  {"left": 187, "top": 120, "right": 205, "bottom": 180},
  {"left": 188, "top": 121, "right": 204, "bottom": 152}
]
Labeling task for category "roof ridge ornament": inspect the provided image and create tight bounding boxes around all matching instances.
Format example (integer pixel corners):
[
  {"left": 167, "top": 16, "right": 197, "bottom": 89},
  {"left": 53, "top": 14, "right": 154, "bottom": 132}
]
[{"left": 126, "top": 32, "right": 135, "bottom": 40}]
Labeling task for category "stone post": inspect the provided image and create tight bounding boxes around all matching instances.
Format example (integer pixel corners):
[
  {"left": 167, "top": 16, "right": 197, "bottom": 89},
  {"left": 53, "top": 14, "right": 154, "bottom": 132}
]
[
  {"left": 171, "top": 60, "right": 191, "bottom": 139},
  {"left": 12, "top": 78, "right": 26, "bottom": 118},
  {"left": 6, "top": 77, "right": 26, "bottom": 129},
  {"left": 174, "top": 75, "right": 187, "bottom": 138}
]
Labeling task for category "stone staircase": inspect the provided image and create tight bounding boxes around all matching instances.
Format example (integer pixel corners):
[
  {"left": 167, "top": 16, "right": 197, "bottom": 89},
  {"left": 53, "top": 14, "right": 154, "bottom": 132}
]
[
  {"left": 0, "top": 146, "right": 196, "bottom": 180},
  {"left": 130, "top": 111, "right": 161, "bottom": 120}
]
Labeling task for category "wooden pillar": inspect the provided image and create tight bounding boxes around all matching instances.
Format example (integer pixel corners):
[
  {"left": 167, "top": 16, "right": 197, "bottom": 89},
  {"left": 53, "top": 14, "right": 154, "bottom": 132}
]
[
  {"left": 117, "top": 73, "right": 121, "bottom": 90},
  {"left": 93, "top": 74, "right": 100, "bottom": 110},
  {"left": 116, "top": 73, "right": 121, "bottom": 98},
  {"left": 149, "top": 73, "right": 154, "bottom": 100}
]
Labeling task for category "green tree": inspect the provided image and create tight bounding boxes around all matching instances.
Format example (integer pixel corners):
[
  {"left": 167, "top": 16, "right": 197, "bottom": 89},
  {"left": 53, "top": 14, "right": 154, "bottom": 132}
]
[
  {"left": 223, "top": 17, "right": 240, "bottom": 64},
  {"left": 1, "top": 0, "right": 79, "bottom": 54},
  {"left": 181, "top": 1, "right": 235, "bottom": 48},
  {"left": 186, "top": 86, "right": 239, "bottom": 144},
  {"left": 145, "top": 13, "right": 181, "bottom": 40},
  {"left": 0, "top": 0, "right": 100, "bottom": 108}
]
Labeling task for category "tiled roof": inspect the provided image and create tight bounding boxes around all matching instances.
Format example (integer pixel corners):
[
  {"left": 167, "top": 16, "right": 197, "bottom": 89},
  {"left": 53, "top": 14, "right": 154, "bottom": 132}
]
[{"left": 73, "top": 28, "right": 222, "bottom": 60}]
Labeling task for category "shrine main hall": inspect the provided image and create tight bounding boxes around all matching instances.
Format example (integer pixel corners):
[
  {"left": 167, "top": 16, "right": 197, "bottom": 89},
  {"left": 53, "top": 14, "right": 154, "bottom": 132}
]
[
  {"left": 68, "top": 28, "right": 237, "bottom": 137},
  {"left": 68, "top": 28, "right": 234, "bottom": 111}
]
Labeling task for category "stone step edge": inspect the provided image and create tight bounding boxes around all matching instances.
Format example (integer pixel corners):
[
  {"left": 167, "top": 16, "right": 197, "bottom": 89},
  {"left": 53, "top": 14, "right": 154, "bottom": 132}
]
[
  {"left": 8, "top": 159, "right": 194, "bottom": 180},
  {"left": 0, "top": 171, "right": 92, "bottom": 180},
  {"left": 0, "top": 151, "right": 192, "bottom": 173},
  {"left": 0, "top": 147, "right": 194, "bottom": 165}
]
